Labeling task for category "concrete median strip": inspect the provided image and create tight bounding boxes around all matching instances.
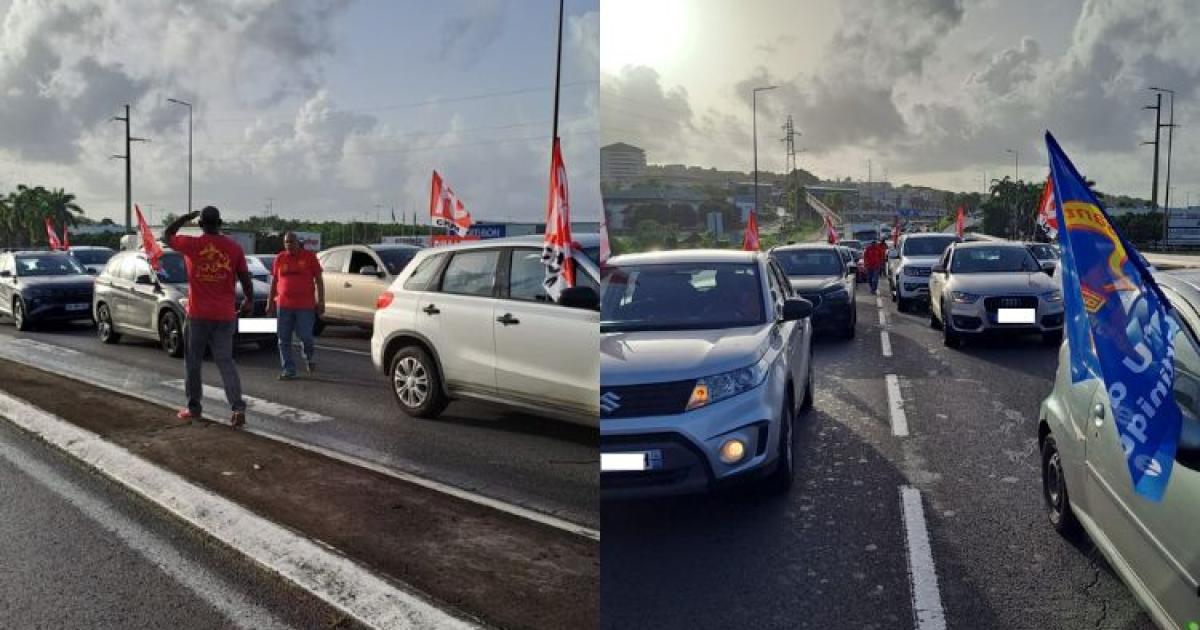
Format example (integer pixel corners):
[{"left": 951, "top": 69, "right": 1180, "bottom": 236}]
[
  {"left": 881, "top": 330, "right": 893, "bottom": 357},
  {"left": 0, "top": 391, "right": 479, "bottom": 630}
]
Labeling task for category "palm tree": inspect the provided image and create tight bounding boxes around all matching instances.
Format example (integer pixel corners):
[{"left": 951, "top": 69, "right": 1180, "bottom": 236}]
[{"left": 43, "top": 188, "right": 83, "bottom": 233}]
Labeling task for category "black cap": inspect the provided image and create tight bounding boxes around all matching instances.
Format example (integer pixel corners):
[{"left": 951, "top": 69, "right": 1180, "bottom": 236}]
[{"left": 198, "top": 206, "right": 222, "bottom": 227}]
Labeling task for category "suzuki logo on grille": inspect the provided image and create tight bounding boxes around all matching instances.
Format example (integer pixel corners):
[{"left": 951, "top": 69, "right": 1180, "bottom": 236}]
[{"left": 600, "top": 391, "right": 622, "bottom": 415}]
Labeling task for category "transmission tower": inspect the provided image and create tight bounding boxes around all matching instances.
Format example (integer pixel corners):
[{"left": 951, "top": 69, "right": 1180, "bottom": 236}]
[{"left": 781, "top": 115, "right": 802, "bottom": 219}]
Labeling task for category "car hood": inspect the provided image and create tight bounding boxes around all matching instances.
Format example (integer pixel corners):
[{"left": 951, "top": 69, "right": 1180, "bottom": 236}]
[
  {"left": 949, "top": 272, "right": 1058, "bottom": 294},
  {"left": 899, "top": 255, "right": 941, "bottom": 267},
  {"left": 600, "top": 325, "right": 772, "bottom": 386},
  {"left": 789, "top": 275, "right": 843, "bottom": 293},
  {"left": 18, "top": 275, "right": 94, "bottom": 290}
]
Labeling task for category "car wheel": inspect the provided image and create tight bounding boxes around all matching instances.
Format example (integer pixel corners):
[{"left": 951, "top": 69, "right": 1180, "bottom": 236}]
[
  {"left": 159, "top": 310, "right": 184, "bottom": 357},
  {"left": 765, "top": 399, "right": 796, "bottom": 494},
  {"left": 897, "top": 296, "right": 909, "bottom": 313},
  {"left": 1041, "top": 434, "right": 1082, "bottom": 538},
  {"left": 942, "top": 305, "right": 961, "bottom": 348},
  {"left": 890, "top": 281, "right": 898, "bottom": 303},
  {"left": 12, "top": 297, "right": 30, "bottom": 331},
  {"left": 799, "top": 353, "right": 814, "bottom": 413},
  {"left": 390, "top": 345, "right": 448, "bottom": 419},
  {"left": 96, "top": 303, "right": 120, "bottom": 343},
  {"left": 1042, "top": 331, "right": 1063, "bottom": 346}
]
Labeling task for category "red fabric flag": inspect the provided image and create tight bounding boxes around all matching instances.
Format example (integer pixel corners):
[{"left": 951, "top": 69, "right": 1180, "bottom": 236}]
[
  {"left": 134, "top": 205, "right": 164, "bottom": 270},
  {"left": 824, "top": 215, "right": 839, "bottom": 244},
  {"left": 599, "top": 214, "right": 611, "bottom": 264},
  {"left": 541, "top": 138, "right": 574, "bottom": 299},
  {"left": 62, "top": 224, "right": 69, "bottom": 250},
  {"left": 429, "top": 170, "right": 473, "bottom": 236},
  {"left": 1036, "top": 175, "right": 1058, "bottom": 239},
  {"left": 955, "top": 205, "right": 965, "bottom": 238},
  {"left": 743, "top": 212, "right": 760, "bottom": 251},
  {"left": 891, "top": 215, "right": 901, "bottom": 248},
  {"left": 44, "top": 217, "right": 62, "bottom": 250}
]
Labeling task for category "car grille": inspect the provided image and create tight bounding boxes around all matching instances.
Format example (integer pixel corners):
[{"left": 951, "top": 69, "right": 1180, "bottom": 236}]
[
  {"left": 984, "top": 296, "right": 1038, "bottom": 311},
  {"left": 46, "top": 287, "right": 92, "bottom": 300},
  {"left": 600, "top": 380, "right": 695, "bottom": 419},
  {"left": 907, "top": 267, "right": 931, "bottom": 277}
]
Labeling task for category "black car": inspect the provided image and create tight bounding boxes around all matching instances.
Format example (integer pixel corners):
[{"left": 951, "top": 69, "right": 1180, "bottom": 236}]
[
  {"left": 0, "top": 251, "right": 96, "bottom": 330},
  {"left": 770, "top": 243, "right": 857, "bottom": 339},
  {"left": 93, "top": 249, "right": 274, "bottom": 357}
]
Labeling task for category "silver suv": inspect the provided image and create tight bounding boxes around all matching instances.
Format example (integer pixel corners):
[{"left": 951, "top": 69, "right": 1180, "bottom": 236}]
[
  {"left": 599, "top": 249, "right": 815, "bottom": 498},
  {"left": 1038, "top": 268, "right": 1200, "bottom": 628},
  {"left": 888, "top": 233, "right": 958, "bottom": 311},
  {"left": 370, "top": 235, "right": 600, "bottom": 425}
]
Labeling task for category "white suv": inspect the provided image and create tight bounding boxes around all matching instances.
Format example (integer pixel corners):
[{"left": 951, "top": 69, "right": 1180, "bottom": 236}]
[
  {"left": 888, "top": 233, "right": 959, "bottom": 311},
  {"left": 370, "top": 235, "right": 600, "bottom": 427}
]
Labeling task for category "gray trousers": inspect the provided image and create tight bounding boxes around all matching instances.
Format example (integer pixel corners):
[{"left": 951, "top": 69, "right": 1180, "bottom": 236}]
[{"left": 184, "top": 318, "right": 246, "bottom": 414}]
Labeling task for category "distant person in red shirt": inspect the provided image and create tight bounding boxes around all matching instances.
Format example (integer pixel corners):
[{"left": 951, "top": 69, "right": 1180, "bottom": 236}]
[
  {"left": 266, "top": 231, "right": 324, "bottom": 380},
  {"left": 164, "top": 206, "right": 254, "bottom": 427},
  {"left": 863, "top": 238, "right": 888, "bottom": 295}
]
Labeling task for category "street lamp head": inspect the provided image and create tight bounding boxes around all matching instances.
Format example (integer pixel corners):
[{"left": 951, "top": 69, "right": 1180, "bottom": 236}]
[
  {"left": 754, "top": 85, "right": 779, "bottom": 93},
  {"left": 167, "top": 97, "right": 192, "bottom": 107}
]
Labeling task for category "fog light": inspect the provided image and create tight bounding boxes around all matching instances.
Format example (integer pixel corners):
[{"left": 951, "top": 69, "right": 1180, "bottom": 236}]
[{"left": 718, "top": 439, "right": 746, "bottom": 464}]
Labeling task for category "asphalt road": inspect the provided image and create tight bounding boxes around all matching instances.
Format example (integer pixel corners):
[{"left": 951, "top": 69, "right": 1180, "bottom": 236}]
[
  {"left": 0, "top": 416, "right": 361, "bottom": 629},
  {"left": 0, "top": 320, "right": 597, "bottom": 530},
  {"left": 601, "top": 282, "right": 1155, "bottom": 629}
]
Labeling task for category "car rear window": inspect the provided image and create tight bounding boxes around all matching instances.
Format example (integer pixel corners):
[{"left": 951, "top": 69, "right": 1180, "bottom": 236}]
[{"left": 601, "top": 262, "right": 764, "bottom": 332}]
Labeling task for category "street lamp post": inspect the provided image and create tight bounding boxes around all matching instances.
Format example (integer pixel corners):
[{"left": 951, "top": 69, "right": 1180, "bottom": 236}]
[
  {"left": 752, "top": 85, "right": 778, "bottom": 229},
  {"left": 166, "top": 98, "right": 193, "bottom": 214}
]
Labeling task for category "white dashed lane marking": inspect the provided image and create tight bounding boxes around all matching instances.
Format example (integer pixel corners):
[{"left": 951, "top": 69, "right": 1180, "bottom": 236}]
[
  {"left": 885, "top": 374, "right": 909, "bottom": 437},
  {"left": 881, "top": 330, "right": 893, "bottom": 357},
  {"left": 900, "top": 486, "right": 947, "bottom": 630},
  {"left": 879, "top": 309, "right": 888, "bottom": 327}
]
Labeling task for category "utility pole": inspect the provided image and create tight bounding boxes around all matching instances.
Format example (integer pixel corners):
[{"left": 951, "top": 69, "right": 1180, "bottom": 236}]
[
  {"left": 1151, "top": 86, "right": 1177, "bottom": 245},
  {"left": 1144, "top": 92, "right": 1163, "bottom": 214},
  {"left": 110, "top": 104, "right": 148, "bottom": 234},
  {"left": 265, "top": 197, "right": 274, "bottom": 218}
]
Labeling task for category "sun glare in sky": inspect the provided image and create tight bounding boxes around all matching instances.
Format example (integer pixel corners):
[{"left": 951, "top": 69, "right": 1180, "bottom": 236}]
[{"left": 600, "top": 0, "right": 687, "bottom": 73}]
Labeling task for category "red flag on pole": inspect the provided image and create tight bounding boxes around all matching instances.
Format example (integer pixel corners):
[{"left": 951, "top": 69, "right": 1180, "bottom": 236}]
[
  {"left": 743, "top": 212, "right": 760, "bottom": 251},
  {"left": 541, "top": 138, "right": 574, "bottom": 299},
  {"left": 44, "top": 217, "right": 62, "bottom": 250},
  {"left": 1036, "top": 175, "right": 1058, "bottom": 239},
  {"left": 134, "top": 205, "right": 164, "bottom": 270},
  {"left": 955, "top": 205, "right": 965, "bottom": 238},
  {"left": 429, "top": 170, "right": 473, "bottom": 236},
  {"left": 891, "top": 215, "right": 901, "bottom": 248},
  {"left": 824, "top": 215, "right": 839, "bottom": 244},
  {"left": 599, "top": 213, "right": 611, "bottom": 264}
]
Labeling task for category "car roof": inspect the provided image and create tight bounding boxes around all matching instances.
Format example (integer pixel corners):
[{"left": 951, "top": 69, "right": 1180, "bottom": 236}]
[
  {"left": 10, "top": 250, "right": 74, "bottom": 256},
  {"left": 905, "top": 232, "right": 958, "bottom": 239},
  {"left": 416, "top": 232, "right": 601, "bottom": 254},
  {"left": 68, "top": 245, "right": 113, "bottom": 251},
  {"left": 608, "top": 248, "right": 760, "bottom": 266}
]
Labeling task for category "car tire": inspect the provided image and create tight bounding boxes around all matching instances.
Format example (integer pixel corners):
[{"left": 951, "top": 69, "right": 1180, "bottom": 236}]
[
  {"left": 942, "top": 305, "right": 961, "bottom": 348},
  {"left": 1042, "top": 331, "right": 1063, "bottom": 346},
  {"left": 96, "top": 303, "right": 120, "bottom": 344},
  {"left": 897, "top": 296, "right": 910, "bottom": 313},
  {"left": 765, "top": 398, "right": 796, "bottom": 494},
  {"left": 12, "top": 297, "right": 30, "bottom": 331},
  {"left": 843, "top": 317, "right": 856, "bottom": 339},
  {"left": 390, "top": 345, "right": 448, "bottom": 419},
  {"left": 1041, "top": 434, "right": 1082, "bottom": 538},
  {"left": 799, "top": 353, "right": 814, "bottom": 413},
  {"left": 929, "top": 301, "right": 942, "bottom": 329},
  {"left": 159, "top": 310, "right": 184, "bottom": 357}
]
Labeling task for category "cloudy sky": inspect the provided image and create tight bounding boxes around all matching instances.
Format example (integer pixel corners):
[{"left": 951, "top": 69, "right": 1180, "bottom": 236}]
[
  {"left": 601, "top": 0, "right": 1200, "bottom": 204},
  {"left": 0, "top": 0, "right": 599, "bottom": 225}
]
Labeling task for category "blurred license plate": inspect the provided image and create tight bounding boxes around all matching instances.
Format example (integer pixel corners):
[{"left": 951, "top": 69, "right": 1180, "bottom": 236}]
[
  {"left": 65, "top": 303, "right": 89, "bottom": 311},
  {"left": 602, "top": 452, "right": 652, "bottom": 472},
  {"left": 238, "top": 318, "right": 277, "bottom": 334},
  {"left": 997, "top": 308, "right": 1035, "bottom": 324}
]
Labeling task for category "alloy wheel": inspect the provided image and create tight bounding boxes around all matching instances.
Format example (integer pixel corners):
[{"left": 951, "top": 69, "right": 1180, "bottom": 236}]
[{"left": 393, "top": 356, "right": 430, "bottom": 409}]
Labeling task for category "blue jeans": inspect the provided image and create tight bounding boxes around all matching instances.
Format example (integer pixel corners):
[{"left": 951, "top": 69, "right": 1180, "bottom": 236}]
[
  {"left": 868, "top": 269, "right": 881, "bottom": 293},
  {"left": 277, "top": 307, "right": 315, "bottom": 376}
]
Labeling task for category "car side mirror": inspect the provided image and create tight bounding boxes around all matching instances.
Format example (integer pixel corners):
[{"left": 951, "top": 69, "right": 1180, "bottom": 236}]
[
  {"left": 135, "top": 274, "right": 155, "bottom": 285},
  {"left": 930, "top": 262, "right": 946, "bottom": 274},
  {"left": 558, "top": 286, "right": 599, "bottom": 310},
  {"left": 359, "top": 265, "right": 380, "bottom": 276},
  {"left": 1041, "top": 261, "right": 1056, "bottom": 274},
  {"left": 781, "top": 297, "right": 813, "bottom": 321},
  {"left": 0, "top": 270, "right": 11, "bottom": 278}
]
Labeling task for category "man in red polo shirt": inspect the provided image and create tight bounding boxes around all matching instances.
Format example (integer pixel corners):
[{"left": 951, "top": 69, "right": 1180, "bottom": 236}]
[
  {"left": 266, "top": 231, "right": 325, "bottom": 379},
  {"left": 164, "top": 206, "right": 254, "bottom": 427}
]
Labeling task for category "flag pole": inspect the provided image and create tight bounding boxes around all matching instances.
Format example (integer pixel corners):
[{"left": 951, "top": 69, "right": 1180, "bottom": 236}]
[{"left": 551, "top": 0, "right": 563, "bottom": 146}]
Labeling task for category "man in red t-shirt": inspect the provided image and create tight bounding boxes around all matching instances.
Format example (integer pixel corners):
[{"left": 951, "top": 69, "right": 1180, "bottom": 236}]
[
  {"left": 164, "top": 206, "right": 254, "bottom": 427},
  {"left": 863, "top": 238, "right": 888, "bottom": 295},
  {"left": 266, "top": 231, "right": 325, "bottom": 379}
]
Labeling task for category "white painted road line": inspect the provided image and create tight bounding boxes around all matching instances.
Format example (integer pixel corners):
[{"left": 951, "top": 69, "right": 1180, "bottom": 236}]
[
  {"left": 900, "top": 486, "right": 947, "bottom": 630},
  {"left": 312, "top": 343, "right": 371, "bottom": 357},
  {"left": 876, "top": 296, "right": 883, "bottom": 309},
  {"left": 162, "top": 380, "right": 332, "bottom": 424},
  {"left": 885, "top": 374, "right": 909, "bottom": 437},
  {"left": 0, "top": 423, "right": 294, "bottom": 630},
  {"left": 878, "top": 309, "right": 888, "bottom": 327},
  {"left": 9, "top": 337, "right": 80, "bottom": 356},
  {"left": 0, "top": 391, "right": 480, "bottom": 629},
  {"left": 881, "top": 330, "right": 893, "bottom": 357}
]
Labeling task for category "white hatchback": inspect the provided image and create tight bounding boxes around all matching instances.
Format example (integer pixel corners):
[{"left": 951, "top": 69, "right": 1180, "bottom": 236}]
[{"left": 371, "top": 235, "right": 600, "bottom": 427}]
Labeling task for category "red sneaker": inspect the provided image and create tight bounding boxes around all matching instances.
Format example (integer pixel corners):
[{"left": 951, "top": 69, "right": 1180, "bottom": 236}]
[
  {"left": 177, "top": 409, "right": 200, "bottom": 421},
  {"left": 230, "top": 411, "right": 246, "bottom": 428}
]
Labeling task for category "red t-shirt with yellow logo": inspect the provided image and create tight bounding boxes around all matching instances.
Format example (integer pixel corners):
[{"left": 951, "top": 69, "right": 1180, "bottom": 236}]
[
  {"left": 169, "top": 234, "right": 249, "bottom": 321},
  {"left": 272, "top": 249, "right": 321, "bottom": 310}
]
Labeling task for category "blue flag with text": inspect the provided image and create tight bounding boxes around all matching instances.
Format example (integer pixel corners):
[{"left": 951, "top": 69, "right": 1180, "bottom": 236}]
[{"left": 1046, "top": 131, "right": 1182, "bottom": 501}]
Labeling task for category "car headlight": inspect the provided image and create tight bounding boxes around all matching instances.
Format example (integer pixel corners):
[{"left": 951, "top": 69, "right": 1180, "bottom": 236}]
[
  {"left": 951, "top": 291, "right": 980, "bottom": 304},
  {"left": 686, "top": 357, "right": 770, "bottom": 411},
  {"left": 1043, "top": 290, "right": 1063, "bottom": 303}
]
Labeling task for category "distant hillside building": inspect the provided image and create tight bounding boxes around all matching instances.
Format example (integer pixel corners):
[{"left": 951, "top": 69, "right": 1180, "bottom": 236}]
[{"left": 601, "top": 142, "right": 647, "bottom": 183}]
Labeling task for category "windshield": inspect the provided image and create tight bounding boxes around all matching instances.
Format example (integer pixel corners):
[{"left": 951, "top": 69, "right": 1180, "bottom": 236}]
[
  {"left": 158, "top": 253, "right": 189, "bottom": 284},
  {"left": 374, "top": 248, "right": 419, "bottom": 275},
  {"left": 773, "top": 250, "right": 843, "bottom": 277},
  {"left": 256, "top": 255, "right": 276, "bottom": 272},
  {"left": 951, "top": 247, "right": 1041, "bottom": 273},
  {"left": 601, "top": 262, "right": 764, "bottom": 332},
  {"left": 246, "top": 257, "right": 269, "bottom": 277},
  {"left": 71, "top": 249, "right": 113, "bottom": 265},
  {"left": 903, "top": 236, "right": 957, "bottom": 257},
  {"left": 1029, "top": 244, "right": 1059, "bottom": 260},
  {"left": 15, "top": 254, "right": 86, "bottom": 276}
]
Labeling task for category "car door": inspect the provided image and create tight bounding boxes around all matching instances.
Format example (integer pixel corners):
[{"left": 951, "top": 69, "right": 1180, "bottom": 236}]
[
  {"left": 109, "top": 255, "right": 140, "bottom": 329},
  {"left": 317, "top": 248, "right": 350, "bottom": 322},
  {"left": 1084, "top": 294, "right": 1200, "bottom": 624},
  {"left": 421, "top": 248, "right": 502, "bottom": 398},
  {"left": 0, "top": 254, "right": 14, "bottom": 315},
  {"left": 768, "top": 259, "right": 809, "bottom": 401},
  {"left": 929, "top": 248, "right": 952, "bottom": 316},
  {"left": 492, "top": 247, "right": 598, "bottom": 422},
  {"left": 346, "top": 248, "right": 391, "bottom": 325},
  {"left": 125, "top": 256, "right": 159, "bottom": 334}
]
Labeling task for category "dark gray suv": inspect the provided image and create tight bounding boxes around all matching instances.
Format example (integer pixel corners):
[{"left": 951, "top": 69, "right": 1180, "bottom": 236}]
[{"left": 93, "top": 249, "right": 272, "bottom": 357}]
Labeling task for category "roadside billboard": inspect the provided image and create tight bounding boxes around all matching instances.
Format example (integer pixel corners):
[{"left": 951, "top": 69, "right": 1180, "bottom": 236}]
[{"left": 293, "top": 231, "right": 321, "bottom": 252}]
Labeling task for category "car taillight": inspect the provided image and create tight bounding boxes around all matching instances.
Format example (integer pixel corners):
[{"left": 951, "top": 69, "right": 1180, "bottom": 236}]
[{"left": 376, "top": 292, "right": 395, "bottom": 309}]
